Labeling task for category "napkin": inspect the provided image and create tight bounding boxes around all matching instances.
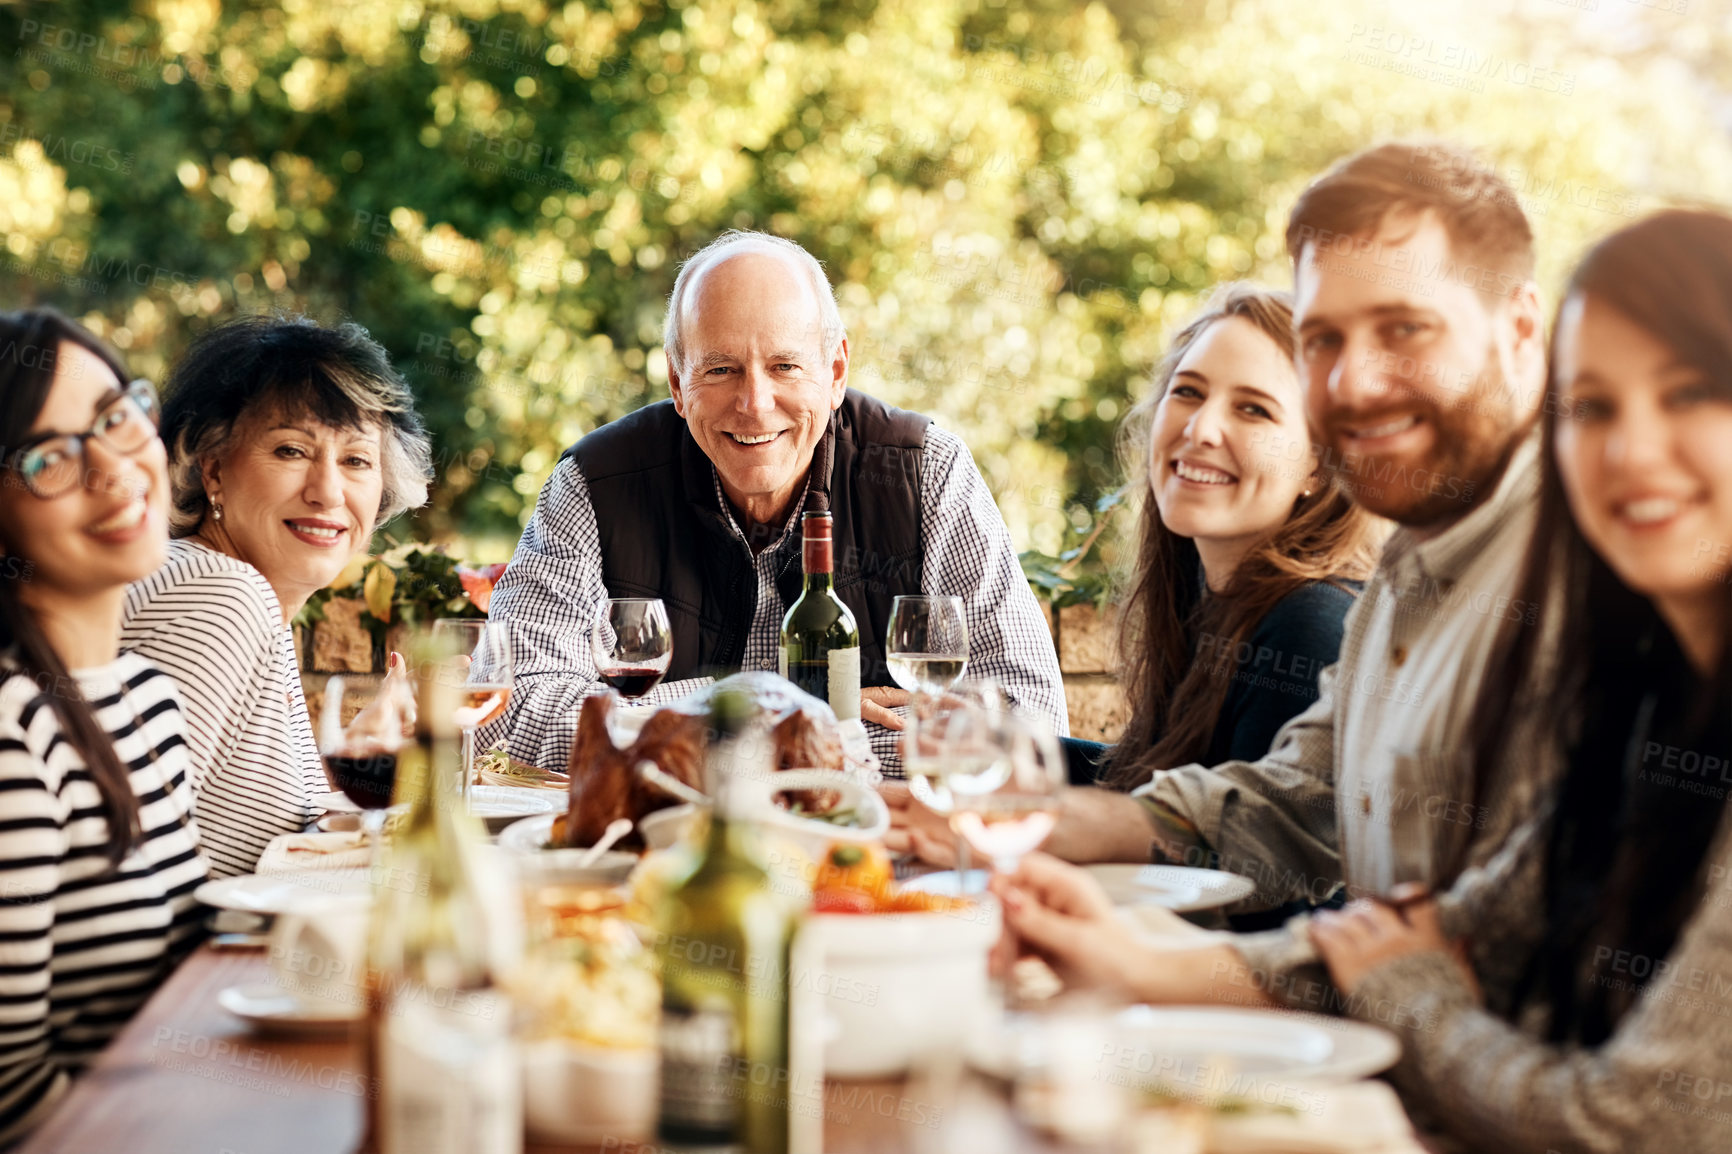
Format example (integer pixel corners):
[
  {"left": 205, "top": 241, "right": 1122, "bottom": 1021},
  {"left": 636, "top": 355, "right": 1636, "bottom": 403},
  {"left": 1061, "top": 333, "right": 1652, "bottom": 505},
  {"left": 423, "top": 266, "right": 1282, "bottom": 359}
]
[{"left": 256, "top": 830, "right": 372, "bottom": 875}]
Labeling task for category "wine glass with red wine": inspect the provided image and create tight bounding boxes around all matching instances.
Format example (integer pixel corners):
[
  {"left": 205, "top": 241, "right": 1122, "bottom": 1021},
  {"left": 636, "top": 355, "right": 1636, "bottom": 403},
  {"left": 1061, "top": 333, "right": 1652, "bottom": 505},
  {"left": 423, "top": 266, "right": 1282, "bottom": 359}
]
[
  {"left": 318, "top": 675, "right": 407, "bottom": 874},
  {"left": 591, "top": 598, "right": 673, "bottom": 700}
]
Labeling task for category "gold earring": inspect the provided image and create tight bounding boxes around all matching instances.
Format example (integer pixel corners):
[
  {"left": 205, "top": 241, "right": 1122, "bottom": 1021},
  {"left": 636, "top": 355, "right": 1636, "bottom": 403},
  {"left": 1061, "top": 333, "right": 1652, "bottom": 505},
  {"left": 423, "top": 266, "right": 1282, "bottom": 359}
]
[{"left": 212, "top": 501, "right": 224, "bottom": 522}]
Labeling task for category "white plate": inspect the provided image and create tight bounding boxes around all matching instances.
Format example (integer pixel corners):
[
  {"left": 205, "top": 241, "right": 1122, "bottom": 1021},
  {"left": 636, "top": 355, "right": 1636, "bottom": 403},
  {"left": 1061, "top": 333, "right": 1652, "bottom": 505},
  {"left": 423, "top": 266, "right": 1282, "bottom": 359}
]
[
  {"left": 971, "top": 1005, "right": 1400, "bottom": 1086},
  {"left": 498, "top": 811, "right": 560, "bottom": 853},
  {"left": 900, "top": 866, "right": 1254, "bottom": 914},
  {"left": 1082, "top": 864, "right": 1258, "bottom": 913},
  {"left": 219, "top": 984, "right": 360, "bottom": 1036},
  {"left": 194, "top": 870, "right": 372, "bottom": 914},
  {"left": 897, "top": 870, "right": 991, "bottom": 898}
]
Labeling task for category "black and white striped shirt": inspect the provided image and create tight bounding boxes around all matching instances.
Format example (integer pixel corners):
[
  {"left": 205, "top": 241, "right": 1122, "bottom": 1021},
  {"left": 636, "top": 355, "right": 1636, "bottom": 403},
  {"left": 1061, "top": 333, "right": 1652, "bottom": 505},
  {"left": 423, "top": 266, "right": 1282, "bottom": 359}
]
[
  {"left": 483, "top": 421, "right": 1068, "bottom": 771},
  {"left": 121, "top": 540, "right": 325, "bottom": 877},
  {"left": 0, "top": 654, "right": 208, "bottom": 1142}
]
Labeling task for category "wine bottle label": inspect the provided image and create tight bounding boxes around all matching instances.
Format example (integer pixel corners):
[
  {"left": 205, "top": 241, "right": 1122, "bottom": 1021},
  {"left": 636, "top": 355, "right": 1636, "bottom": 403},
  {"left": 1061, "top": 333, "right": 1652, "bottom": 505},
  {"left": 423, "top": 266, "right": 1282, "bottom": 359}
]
[
  {"left": 380, "top": 989, "right": 520, "bottom": 1154},
  {"left": 828, "top": 645, "right": 860, "bottom": 720},
  {"left": 658, "top": 1003, "right": 741, "bottom": 1142}
]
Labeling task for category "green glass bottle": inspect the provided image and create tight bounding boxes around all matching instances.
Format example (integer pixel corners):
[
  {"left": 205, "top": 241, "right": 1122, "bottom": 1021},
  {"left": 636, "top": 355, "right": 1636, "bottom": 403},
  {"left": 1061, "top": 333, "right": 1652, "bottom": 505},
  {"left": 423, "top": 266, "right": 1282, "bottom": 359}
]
[
  {"left": 778, "top": 503, "right": 861, "bottom": 720},
  {"left": 655, "top": 688, "right": 796, "bottom": 1153},
  {"left": 367, "top": 650, "right": 521, "bottom": 1154}
]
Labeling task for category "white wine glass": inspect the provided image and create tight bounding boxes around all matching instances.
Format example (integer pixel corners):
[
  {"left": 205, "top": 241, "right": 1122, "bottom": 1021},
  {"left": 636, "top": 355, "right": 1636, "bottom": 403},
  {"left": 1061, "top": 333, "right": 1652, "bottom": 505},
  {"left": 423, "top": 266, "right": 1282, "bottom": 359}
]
[
  {"left": 885, "top": 595, "right": 969, "bottom": 699},
  {"left": 903, "top": 680, "right": 1014, "bottom": 890},
  {"left": 430, "top": 618, "right": 513, "bottom": 803},
  {"left": 947, "top": 708, "right": 1066, "bottom": 878},
  {"left": 590, "top": 597, "right": 673, "bottom": 700}
]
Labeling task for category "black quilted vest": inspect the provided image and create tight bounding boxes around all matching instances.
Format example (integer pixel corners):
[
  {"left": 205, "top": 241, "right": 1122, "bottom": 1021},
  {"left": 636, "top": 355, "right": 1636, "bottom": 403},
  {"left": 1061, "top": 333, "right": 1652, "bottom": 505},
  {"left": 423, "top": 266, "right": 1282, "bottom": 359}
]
[{"left": 564, "top": 389, "right": 930, "bottom": 687}]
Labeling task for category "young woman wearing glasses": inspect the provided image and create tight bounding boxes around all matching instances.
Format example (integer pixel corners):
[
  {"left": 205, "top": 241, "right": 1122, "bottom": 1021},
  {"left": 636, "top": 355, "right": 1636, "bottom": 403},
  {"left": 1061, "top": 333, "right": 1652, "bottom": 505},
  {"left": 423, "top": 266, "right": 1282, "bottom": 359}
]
[{"left": 0, "top": 309, "right": 207, "bottom": 1141}]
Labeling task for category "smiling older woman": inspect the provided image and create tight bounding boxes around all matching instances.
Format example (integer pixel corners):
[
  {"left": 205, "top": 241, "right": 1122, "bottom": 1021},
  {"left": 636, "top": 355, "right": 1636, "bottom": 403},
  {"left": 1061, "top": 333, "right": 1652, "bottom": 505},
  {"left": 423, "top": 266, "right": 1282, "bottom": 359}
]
[{"left": 119, "top": 315, "right": 431, "bottom": 877}]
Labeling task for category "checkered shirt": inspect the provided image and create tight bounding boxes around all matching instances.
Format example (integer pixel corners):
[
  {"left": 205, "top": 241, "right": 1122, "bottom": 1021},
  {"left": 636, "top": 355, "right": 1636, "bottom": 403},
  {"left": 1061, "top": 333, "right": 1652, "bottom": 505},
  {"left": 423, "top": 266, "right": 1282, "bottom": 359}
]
[{"left": 480, "top": 421, "right": 1067, "bottom": 772}]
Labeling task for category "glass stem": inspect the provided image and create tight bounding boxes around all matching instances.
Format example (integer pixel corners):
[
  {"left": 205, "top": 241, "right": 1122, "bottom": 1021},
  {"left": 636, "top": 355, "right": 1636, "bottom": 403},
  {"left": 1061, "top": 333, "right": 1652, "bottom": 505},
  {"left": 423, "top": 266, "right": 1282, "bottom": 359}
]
[
  {"left": 459, "top": 725, "right": 476, "bottom": 803},
  {"left": 956, "top": 836, "right": 973, "bottom": 893},
  {"left": 361, "top": 807, "right": 388, "bottom": 885}
]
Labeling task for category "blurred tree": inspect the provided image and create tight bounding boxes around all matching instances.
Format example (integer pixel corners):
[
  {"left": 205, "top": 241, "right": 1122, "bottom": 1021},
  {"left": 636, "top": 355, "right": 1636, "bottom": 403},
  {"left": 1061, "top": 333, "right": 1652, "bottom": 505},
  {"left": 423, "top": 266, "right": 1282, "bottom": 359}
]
[{"left": 2, "top": 0, "right": 1728, "bottom": 580}]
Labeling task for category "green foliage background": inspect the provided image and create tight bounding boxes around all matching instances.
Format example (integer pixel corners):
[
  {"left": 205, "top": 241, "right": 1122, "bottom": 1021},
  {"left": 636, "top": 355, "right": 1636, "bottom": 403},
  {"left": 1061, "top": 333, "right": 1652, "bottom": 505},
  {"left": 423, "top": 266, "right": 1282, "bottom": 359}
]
[{"left": 4, "top": 0, "right": 1730, "bottom": 585}]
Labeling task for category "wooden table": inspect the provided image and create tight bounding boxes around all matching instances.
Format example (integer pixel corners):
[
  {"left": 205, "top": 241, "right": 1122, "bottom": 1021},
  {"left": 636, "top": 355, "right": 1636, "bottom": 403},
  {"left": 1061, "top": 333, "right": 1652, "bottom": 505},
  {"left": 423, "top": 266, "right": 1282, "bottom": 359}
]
[{"left": 19, "top": 944, "right": 1061, "bottom": 1154}]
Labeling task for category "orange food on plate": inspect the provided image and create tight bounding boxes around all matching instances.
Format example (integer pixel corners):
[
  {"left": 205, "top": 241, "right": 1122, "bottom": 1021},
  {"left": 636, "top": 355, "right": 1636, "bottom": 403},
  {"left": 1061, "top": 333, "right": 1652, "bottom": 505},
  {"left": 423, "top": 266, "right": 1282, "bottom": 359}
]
[{"left": 810, "top": 843, "right": 971, "bottom": 915}]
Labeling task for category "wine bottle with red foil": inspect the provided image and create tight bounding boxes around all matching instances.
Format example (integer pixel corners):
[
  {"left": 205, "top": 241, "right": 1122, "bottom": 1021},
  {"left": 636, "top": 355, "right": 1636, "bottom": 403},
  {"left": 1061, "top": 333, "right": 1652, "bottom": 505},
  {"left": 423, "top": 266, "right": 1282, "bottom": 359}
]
[{"left": 778, "top": 504, "right": 861, "bottom": 720}]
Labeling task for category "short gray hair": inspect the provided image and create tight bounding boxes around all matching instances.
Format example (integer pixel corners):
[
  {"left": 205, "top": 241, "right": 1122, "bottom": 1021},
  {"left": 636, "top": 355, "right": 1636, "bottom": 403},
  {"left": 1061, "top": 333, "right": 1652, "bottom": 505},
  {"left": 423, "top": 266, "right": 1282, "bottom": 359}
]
[
  {"left": 160, "top": 315, "right": 433, "bottom": 536},
  {"left": 662, "top": 231, "right": 846, "bottom": 375}
]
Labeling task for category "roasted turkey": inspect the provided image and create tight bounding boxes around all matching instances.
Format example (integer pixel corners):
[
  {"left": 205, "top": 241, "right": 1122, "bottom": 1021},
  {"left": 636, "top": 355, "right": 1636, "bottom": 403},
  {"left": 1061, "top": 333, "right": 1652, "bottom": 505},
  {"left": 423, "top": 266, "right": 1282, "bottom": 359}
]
[{"left": 558, "top": 672, "right": 847, "bottom": 848}]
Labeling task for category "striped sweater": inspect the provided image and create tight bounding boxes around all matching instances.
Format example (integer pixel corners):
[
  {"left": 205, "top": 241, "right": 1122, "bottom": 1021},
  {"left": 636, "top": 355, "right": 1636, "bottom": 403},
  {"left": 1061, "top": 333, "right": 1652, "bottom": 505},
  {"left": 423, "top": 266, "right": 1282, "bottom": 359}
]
[
  {"left": 0, "top": 653, "right": 208, "bottom": 1142},
  {"left": 121, "top": 540, "right": 326, "bottom": 877}
]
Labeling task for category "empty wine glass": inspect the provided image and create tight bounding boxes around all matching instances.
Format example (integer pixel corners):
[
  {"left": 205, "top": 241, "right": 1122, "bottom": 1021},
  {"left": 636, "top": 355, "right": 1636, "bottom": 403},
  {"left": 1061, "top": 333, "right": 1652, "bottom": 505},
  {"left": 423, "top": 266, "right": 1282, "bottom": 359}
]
[
  {"left": 430, "top": 618, "right": 513, "bottom": 804},
  {"left": 885, "top": 595, "right": 969, "bottom": 700},
  {"left": 590, "top": 598, "right": 673, "bottom": 700}
]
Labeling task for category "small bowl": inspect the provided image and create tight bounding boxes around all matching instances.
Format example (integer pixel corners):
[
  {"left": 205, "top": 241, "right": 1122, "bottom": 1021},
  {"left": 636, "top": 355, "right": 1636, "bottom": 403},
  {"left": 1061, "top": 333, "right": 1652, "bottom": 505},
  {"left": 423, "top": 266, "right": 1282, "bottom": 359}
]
[
  {"left": 753, "top": 769, "right": 890, "bottom": 860},
  {"left": 523, "top": 1039, "right": 656, "bottom": 1143},
  {"left": 494, "top": 813, "right": 640, "bottom": 887},
  {"left": 638, "top": 772, "right": 890, "bottom": 860}
]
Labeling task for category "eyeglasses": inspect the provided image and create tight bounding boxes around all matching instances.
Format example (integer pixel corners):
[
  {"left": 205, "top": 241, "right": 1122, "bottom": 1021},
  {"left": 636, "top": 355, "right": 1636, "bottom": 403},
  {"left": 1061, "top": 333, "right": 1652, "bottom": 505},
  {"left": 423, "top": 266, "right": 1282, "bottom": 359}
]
[{"left": 7, "top": 379, "right": 161, "bottom": 499}]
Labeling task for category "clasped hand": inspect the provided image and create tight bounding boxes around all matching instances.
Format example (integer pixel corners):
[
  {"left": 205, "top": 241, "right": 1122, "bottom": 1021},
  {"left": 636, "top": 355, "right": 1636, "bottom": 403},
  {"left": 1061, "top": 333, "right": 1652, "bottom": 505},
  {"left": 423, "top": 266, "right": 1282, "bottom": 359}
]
[{"left": 1308, "top": 883, "right": 1479, "bottom": 998}]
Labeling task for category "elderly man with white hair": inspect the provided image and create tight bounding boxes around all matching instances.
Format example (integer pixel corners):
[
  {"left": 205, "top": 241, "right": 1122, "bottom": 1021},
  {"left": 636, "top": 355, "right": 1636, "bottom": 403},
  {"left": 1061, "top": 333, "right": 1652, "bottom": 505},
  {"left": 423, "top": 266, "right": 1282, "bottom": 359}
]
[{"left": 485, "top": 230, "right": 1067, "bottom": 770}]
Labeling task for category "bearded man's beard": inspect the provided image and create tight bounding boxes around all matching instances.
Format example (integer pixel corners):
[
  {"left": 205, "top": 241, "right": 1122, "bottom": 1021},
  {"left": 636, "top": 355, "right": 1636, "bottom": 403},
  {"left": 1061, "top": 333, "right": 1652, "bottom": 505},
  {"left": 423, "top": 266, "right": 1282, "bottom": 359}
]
[{"left": 1317, "top": 354, "right": 1534, "bottom": 528}]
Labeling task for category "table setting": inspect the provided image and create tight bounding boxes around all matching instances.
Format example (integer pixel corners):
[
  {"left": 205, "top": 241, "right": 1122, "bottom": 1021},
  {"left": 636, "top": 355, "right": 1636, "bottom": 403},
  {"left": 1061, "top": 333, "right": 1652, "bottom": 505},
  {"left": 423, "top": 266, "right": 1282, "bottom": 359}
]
[{"left": 19, "top": 599, "right": 1422, "bottom": 1154}]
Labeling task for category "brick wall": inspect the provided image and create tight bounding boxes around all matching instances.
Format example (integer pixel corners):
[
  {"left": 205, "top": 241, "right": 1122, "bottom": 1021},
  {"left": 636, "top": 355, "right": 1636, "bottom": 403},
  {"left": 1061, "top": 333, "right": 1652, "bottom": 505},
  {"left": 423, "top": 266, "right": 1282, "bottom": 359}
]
[{"left": 1051, "top": 603, "right": 1129, "bottom": 743}]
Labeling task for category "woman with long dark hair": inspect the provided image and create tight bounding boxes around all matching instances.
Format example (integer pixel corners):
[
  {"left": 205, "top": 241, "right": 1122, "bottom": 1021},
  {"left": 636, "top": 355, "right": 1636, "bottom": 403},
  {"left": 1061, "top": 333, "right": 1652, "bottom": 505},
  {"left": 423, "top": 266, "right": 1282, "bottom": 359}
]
[
  {"left": 1092, "top": 283, "right": 1385, "bottom": 789},
  {"left": 0, "top": 309, "right": 207, "bottom": 1140},
  {"left": 886, "top": 284, "right": 1385, "bottom": 862},
  {"left": 1307, "top": 209, "right": 1732, "bottom": 1152}
]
